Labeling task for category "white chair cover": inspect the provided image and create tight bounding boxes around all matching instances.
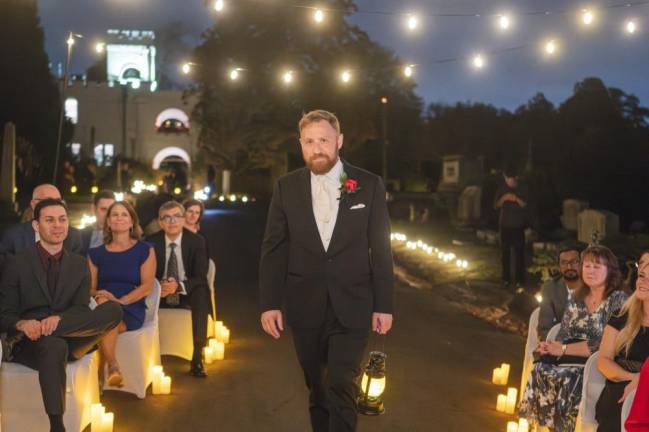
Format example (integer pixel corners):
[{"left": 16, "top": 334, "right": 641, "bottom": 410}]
[
  {"left": 520, "top": 307, "right": 540, "bottom": 396},
  {"left": 207, "top": 259, "right": 216, "bottom": 338},
  {"left": 575, "top": 352, "right": 605, "bottom": 432},
  {"left": 0, "top": 352, "right": 99, "bottom": 432},
  {"left": 103, "top": 279, "right": 161, "bottom": 398},
  {"left": 621, "top": 389, "right": 636, "bottom": 431},
  {"left": 159, "top": 259, "right": 217, "bottom": 360},
  {"left": 546, "top": 323, "right": 561, "bottom": 341}
]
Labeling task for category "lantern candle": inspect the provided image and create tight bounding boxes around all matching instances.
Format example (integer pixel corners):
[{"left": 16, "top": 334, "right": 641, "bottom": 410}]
[
  {"left": 496, "top": 394, "right": 507, "bottom": 412},
  {"left": 492, "top": 367, "right": 503, "bottom": 385},
  {"left": 160, "top": 375, "right": 171, "bottom": 395},
  {"left": 204, "top": 346, "right": 215, "bottom": 364},
  {"left": 91, "top": 403, "right": 105, "bottom": 431},
  {"left": 507, "top": 421, "right": 518, "bottom": 432},
  {"left": 152, "top": 365, "right": 164, "bottom": 395},
  {"left": 518, "top": 418, "right": 529, "bottom": 432},
  {"left": 214, "top": 341, "right": 225, "bottom": 360},
  {"left": 101, "top": 412, "right": 114, "bottom": 432},
  {"left": 500, "top": 363, "right": 511, "bottom": 385},
  {"left": 505, "top": 387, "right": 518, "bottom": 414}
]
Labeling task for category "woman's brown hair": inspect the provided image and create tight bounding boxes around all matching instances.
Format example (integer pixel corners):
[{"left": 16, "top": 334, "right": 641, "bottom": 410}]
[
  {"left": 574, "top": 245, "right": 625, "bottom": 301},
  {"left": 182, "top": 198, "right": 205, "bottom": 221},
  {"left": 103, "top": 201, "right": 143, "bottom": 244}
]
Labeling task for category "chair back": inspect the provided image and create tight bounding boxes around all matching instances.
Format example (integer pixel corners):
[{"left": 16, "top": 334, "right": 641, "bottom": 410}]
[
  {"left": 208, "top": 259, "right": 216, "bottom": 317},
  {"left": 144, "top": 279, "right": 162, "bottom": 326},
  {"left": 546, "top": 323, "right": 561, "bottom": 341},
  {"left": 520, "top": 308, "right": 540, "bottom": 395},
  {"left": 579, "top": 352, "right": 606, "bottom": 425},
  {"left": 621, "top": 388, "right": 636, "bottom": 431}
]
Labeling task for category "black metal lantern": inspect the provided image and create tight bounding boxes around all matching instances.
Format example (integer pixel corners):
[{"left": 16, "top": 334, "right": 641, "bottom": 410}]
[{"left": 357, "top": 351, "right": 387, "bottom": 415}]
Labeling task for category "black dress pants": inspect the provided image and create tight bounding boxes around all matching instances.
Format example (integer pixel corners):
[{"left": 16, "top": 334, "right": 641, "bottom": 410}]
[
  {"left": 12, "top": 301, "right": 123, "bottom": 415},
  {"left": 291, "top": 302, "right": 370, "bottom": 432},
  {"left": 160, "top": 286, "right": 210, "bottom": 363},
  {"left": 500, "top": 226, "right": 526, "bottom": 285},
  {"left": 595, "top": 380, "right": 628, "bottom": 432}
]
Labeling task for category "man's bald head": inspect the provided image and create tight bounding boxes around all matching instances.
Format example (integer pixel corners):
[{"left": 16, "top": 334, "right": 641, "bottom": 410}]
[{"left": 31, "top": 184, "right": 62, "bottom": 210}]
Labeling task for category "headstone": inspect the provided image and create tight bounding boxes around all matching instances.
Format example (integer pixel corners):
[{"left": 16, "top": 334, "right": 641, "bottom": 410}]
[
  {"left": 457, "top": 186, "right": 482, "bottom": 223},
  {"left": 561, "top": 199, "right": 589, "bottom": 231},
  {"left": 578, "top": 209, "right": 620, "bottom": 244},
  {"left": 485, "top": 230, "right": 499, "bottom": 245},
  {"left": 0, "top": 122, "right": 16, "bottom": 204},
  {"left": 222, "top": 169, "right": 231, "bottom": 195}
]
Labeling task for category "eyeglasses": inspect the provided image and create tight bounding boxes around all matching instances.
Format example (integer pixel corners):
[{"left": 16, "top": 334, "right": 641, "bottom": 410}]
[{"left": 160, "top": 214, "right": 183, "bottom": 223}]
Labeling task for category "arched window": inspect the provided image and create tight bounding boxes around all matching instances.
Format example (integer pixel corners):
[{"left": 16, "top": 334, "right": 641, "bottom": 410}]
[
  {"left": 65, "top": 98, "right": 78, "bottom": 124},
  {"left": 155, "top": 108, "right": 190, "bottom": 134},
  {"left": 122, "top": 68, "right": 141, "bottom": 80}
]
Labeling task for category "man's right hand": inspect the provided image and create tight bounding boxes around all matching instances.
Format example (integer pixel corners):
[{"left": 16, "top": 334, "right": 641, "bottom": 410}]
[
  {"left": 261, "top": 310, "right": 284, "bottom": 339},
  {"left": 160, "top": 278, "right": 178, "bottom": 298},
  {"left": 16, "top": 319, "right": 42, "bottom": 341}
]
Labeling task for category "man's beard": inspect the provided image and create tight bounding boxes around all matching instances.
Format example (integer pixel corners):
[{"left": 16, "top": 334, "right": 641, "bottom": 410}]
[
  {"left": 563, "top": 270, "right": 579, "bottom": 282},
  {"left": 306, "top": 153, "right": 337, "bottom": 175}
]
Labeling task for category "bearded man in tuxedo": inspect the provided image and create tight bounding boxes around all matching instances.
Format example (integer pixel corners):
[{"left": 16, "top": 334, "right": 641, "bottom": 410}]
[{"left": 259, "top": 110, "right": 394, "bottom": 432}]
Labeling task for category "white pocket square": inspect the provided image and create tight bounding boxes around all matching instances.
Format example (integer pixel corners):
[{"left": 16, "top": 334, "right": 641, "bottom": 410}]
[{"left": 350, "top": 203, "right": 366, "bottom": 210}]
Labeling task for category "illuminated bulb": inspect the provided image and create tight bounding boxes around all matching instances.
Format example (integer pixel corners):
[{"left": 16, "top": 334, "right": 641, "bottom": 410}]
[
  {"left": 472, "top": 54, "right": 485, "bottom": 69},
  {"left": 406, "top": 14, "right": 418, "bottom": 31},
  {"left": 404, "top": 65, "right": 413, "bottom": 78},
  {"left": 173, "top": 187, "right": 182, "bottom": 195},
  {"left": 626, "top": 20, "right": 637, "bottom": 34},
  {"left": 67, "top": 36, "right": 75, "bottom": 46},
  {"left": 581, "top": 9, "right": 594, "bottom": 26},
  {"left": 282, "top": 70, "right": 294, "bottom": 84},
  {"left": 181, "top": 63, "right": 191, "bottom": 74},
  {"left": 314, "top": 9, "right": 325, "bottom": 23},
  {"left": 341, "top": 70, "right": 351, "bottom": 83},
  {"left": 95, "top": 42, "right": 105, "bottom": 54},
  {"left": 91, "top": 186, "right": 99, "bottom": 194},
  {"left": 229, "top": 69, "right": 239, "bottom": 81},
  {"left": 498, "top": 14, "right": 511, "bottom": 30},
  {"left": 70, "top": 185, "right": 78, "bottom": 194},
  {"left": 545, "top": 40, "right": 557, "bottom": 55},
  {"left": 242, "top": 196, "right": 249, "bottom": 203},
  {"left": 535, "top": 293, "right": 543, "bottom": 303},
  {"left": 214, "top": 0, "right": 224, "bottom": 12}
]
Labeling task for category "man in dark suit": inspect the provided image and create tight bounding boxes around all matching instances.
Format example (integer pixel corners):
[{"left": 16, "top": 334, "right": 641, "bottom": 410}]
[
  {"left": 259, "top": 110, "right": 394, "bottom": 432},
  {"left": 0, "top": 198, "right": 123, "bottom": 432},
  {"left": 147, "top": 201, "right": 210, "bottom": 377},
  {"left": 0, "top": 184, "right": 83, "bottom": 273},
  {"left": 79, "top": 190, "right": 115, "bottom": 256},
  {"left": 537, "top": 245, "right": 582, "bottom": 339}
]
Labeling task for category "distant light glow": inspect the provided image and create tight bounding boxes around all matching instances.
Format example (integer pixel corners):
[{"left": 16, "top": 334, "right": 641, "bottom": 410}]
[
  {"left": 406, "top": 14, "right": 419, "bottom": 31},
  {"left": 544, "top": 39, "right": 557, "bottom": 55},
  {"left": 498, "top": 14, "right": 511, "bottom": 30},
  {"left": 282, "top": 70, "right": 294, "bottom": 84},
  {"left": 404, "top": 65, "right": 414, "bottom": 78},
  {"left": 229, "top": 69, "right": 240, "bottom": 81},
  {"left": 95, "top": 42, "right": 105, "bottom": 54},
  {"left": 626, "top": 20, "right": 638, "bottom": 34},
  {"left": 581, "top": 9, "right": 595, "bottom": 26},
  {"left": 181, "top": 63, "right": 191, "bottom": 75},
  {"left": 314, "top": 9, "right": 325, "bottom": 23},
  {"left": 472, "top": 54, "right": 485, "bottom": 69},
  {"left": 214, "top": 0, "right": 224, "bottom": 12},
  {"left": 341, "top": 70, "right": 351, "bottom": 83}
]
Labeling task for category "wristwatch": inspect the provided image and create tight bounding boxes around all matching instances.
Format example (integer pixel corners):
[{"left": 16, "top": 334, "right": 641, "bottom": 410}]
[{"left": 560, "top": 344, "right": 568, "bottom": 358}]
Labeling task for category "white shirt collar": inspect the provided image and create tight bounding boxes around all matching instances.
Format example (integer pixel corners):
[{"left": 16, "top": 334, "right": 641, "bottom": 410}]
[
  {"left": 310, "top": 158, "right": 344, "bottom": 185},
  {"left": 165, "top": 231, "right": 183, "bottom": 248}
]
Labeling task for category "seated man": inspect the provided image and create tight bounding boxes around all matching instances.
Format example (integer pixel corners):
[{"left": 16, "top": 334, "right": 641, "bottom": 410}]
[
  {"left": 79, "top": 189, "right": 115, "bottom": 255},
  {"left": 0, "top": 184, "right": 83, "bottom": 272},
  {"left": 0, "top": 198, "right": 123, "bottom": 432},
  {"left": 147, "top": 201, "right": 210, "bottom": 377},
  {"left": 537, "top": 245, "right": 581, "bottom": 339}
]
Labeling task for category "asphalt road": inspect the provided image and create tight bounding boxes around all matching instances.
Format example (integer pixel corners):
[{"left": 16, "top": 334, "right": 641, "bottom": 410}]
[{"left": 100, "top": 205, "right": 525, "bottom": 431}]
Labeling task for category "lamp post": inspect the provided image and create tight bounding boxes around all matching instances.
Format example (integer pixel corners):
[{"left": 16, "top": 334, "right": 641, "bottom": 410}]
[
  {"left": 380, "top": 97, "right": 389, "bottom": 181},
  {"left": 357, "top": 351, "right": 387, "bottom": 415}
]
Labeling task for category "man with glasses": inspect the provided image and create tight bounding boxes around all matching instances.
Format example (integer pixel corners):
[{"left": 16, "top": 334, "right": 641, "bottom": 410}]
[
  {"left": 537, "top": 245, "right": 582, "bottom": 339},
  {"left": 147, "top": 201, "right": 210, "bottom": 377},
  {"left": 0, "top": 184, "right": 82, "bottom": 273}
]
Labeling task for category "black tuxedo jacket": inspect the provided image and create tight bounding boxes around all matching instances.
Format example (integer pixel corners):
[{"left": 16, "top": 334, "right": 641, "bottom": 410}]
[
  {"left": 259, "top": 162, "right": 394, "bottom": 329},
  {"left": 147, "top": 228, "right": 209, "bottom": 300},
  {"left": 0, "top": 246, "right": 91, "bottom": 332}
]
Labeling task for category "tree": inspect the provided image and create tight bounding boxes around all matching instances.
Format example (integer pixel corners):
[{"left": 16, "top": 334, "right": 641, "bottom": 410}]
[
  {"left": 0, "top": 0, "right": 62, "bottom": 180},
  {"left": 189, "top": 0, "right": 422, "bottom": 175}
]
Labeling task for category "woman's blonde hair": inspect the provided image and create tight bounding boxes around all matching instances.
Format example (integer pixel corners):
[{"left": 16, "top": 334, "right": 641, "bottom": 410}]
[
  {"left": 103, "top": 201, "right": 143, "bottom": 244},
  {"left": 615, "top": 251, "right": 649, "bottom": 357}
]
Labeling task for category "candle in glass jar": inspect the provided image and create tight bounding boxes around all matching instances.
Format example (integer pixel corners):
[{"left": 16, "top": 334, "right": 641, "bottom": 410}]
[
  {"left": 160, "top": 375, "right": 171, "bottom": 395},
  {"left": 496, "top": 394, "right": 507, "bottom": 412}
]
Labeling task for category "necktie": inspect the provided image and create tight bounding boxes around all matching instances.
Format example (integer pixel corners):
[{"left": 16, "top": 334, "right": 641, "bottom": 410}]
[
  {"left": 166, "top": 242, "right": 180, "bottom": 306},
  {"left": 46, "top": 256, "right": 58, "bottom": 300},
  {"left": 314, "top": 177, "right": 331, "bottom": 225}
]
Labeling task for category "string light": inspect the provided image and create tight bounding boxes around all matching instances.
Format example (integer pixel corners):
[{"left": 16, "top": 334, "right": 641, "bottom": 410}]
[
  {"left": 406, "top": 14, "right": 419, "bottom": 31},
  {"left": 544, "top": 39, "right": 558, "bottom": 56},
  {"left": 625, "top": 19, "right": 638, "bottom": 34},
  {"left": 181, "top": 63, "right": 192, "bottom": 74},
  {"left": 498, "top": 14, "right": 512, "bottom": 31},
  {"left": 67, "top": 35, "right": 75, "bottom": 46},
  {"left": 314, "top": 9, "right": 325, "bottom": 23},
  {"left": 214, "top": 0, "right": 224, "bottom": 13},
  {"left": 471, "top": 54, "right": 485, "bottom": 69},
  {"left": 581, "top": 9, "right": 595, "bottom": 26}
]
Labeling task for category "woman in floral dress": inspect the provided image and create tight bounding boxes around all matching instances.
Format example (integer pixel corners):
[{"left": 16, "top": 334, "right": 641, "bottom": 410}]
[{"left": 518, "top": 245, "right": 629, "bottom": 431}]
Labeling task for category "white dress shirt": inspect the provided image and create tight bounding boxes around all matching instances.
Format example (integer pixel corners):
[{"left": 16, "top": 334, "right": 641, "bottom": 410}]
[
  {"left": 164, "top": 232, "right": 187, "bottom": 294},
  {"left": 311, "top": 158, "right": 343, "bottom": 251}
]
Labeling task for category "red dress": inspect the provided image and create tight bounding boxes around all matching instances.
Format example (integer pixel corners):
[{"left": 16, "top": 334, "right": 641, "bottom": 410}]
[{"left": 626, "top": 360, "right": 649, "bottom": 431}]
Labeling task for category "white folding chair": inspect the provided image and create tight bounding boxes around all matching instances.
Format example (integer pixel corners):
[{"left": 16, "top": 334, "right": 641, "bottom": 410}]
[
  {"left": 575, "top": 352, "right": 605, "bottom": 432},
  {"left": 546, "top": 323, "right": 561, "bottom": 342},
  {"left": 207, "top": 259, "right": 217, "bottom": 337},
  {"left": 103, "top": 279, "right": 161, "bottom": 398},
  {"left": 621, "top": 389, "right": 636, "bottom": 431},
  {"left": 159, "top": 259, "right": 216, "bottom": 359},
  {"left": 0, "top": 351, "right": 100, "bottom": 432},
  {"left": 520, "top": 308, "right": 540, "bottom": 396}
]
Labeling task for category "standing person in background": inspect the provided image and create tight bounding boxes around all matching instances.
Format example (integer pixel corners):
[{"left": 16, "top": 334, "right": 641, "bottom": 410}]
[
  {"left": 494, "top": 164, "right": 530, "bottom": 289},
  {"left": 79, "top": 190, "right": 116, "bottom": 255}
]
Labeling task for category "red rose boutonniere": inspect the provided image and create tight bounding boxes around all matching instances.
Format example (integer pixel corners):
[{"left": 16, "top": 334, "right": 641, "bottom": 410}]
[{"left": 339, "top": 172, "right": 361, "bottom": 201}]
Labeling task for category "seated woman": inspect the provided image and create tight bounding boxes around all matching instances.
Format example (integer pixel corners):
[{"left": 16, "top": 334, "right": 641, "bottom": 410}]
[
  {"left": 183, "top": 199, "right": 205, "bottom": 235},
  {"left": 596, "top": 251, "right": 649, "bottom": 431},
  {"left": 518, "top": 245, "right": 629, "bottom": 431},
  {"left": 87, "top": 201, "right": 156, "bottom": 386}
]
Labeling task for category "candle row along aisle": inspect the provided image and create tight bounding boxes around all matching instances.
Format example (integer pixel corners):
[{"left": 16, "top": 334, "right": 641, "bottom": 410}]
[
  {"left": 90, "top": 403, "right": 114, "bottom": 432},
  {"left": 151, "top": 365, "right": 172, "bottom": 395},
  {"left": 390, "top": 232, "right": 470, "bottom": 270},
  {"left": 492, "top": 363, "right": 511, "bottom": 385}
]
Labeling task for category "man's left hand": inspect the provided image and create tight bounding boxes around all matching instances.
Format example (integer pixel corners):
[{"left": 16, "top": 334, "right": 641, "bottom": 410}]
[
  {"left": 41, "top": 316, "right": 61, "bottom": 336},
  {"left": 372, "top": 313, "right": 393, "bottom": 335}
]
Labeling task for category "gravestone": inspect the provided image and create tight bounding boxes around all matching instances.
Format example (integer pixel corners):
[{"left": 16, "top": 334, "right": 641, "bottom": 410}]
[
  {"left": 457, "top": 186, "right": 482, "bottom": 224},
  {"left": 577, "top": 209, "right": 620, "bottom": 244},
  {"left": 561, "top": 199, "right": 589, "bottom": 231}
]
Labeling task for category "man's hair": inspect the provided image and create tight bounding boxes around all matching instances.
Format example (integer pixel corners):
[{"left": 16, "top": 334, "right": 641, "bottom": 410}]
[
  {"left": 503, "top": 164, "right": 519, "bottom": 178},
  {"left": 32, "top": 183, "right": 59, "bottom": 199},
  {"left": 93, "top": 190, "right": 116, "bottom": 206},
  {"left": 33, "top": 198, "right": 68, "bottom": 221},
  {"left": 298, "top": 110, "right": 341, "bottom": 134},
  {"left": 557, "top": 244, "right": 583, "bottom": 262},
  {"left": 158, "top": 201, "right": 185, "bottom": 219},
  {"left": 183, "top": 199, "right": 205, "bottom": 220}
]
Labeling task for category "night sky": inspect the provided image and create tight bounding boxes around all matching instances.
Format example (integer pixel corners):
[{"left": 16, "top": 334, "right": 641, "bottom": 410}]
[{"left": 38, "top": 0, "right": 649, "bottom": 111}]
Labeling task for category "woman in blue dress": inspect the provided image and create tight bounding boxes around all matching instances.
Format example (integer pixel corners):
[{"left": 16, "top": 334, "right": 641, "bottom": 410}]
[{"left": 88, "top": 201, "right": 156, "bottom": 387}]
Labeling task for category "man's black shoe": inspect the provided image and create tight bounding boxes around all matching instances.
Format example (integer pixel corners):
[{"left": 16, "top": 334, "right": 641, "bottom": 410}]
[{"left": 190, "top": 361, "right": 208, "bottom": 378}]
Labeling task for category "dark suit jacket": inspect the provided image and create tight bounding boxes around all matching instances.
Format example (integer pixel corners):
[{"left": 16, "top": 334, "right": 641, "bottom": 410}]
[
  {"left": 79, "top": 227, "right": 95, "bottom": 256},
  {"left": 0, "top": 246, "right": 91, "bottom": 333},
  {"left": 147, "top": 228, "right": 209, "bottom": 301},
  {"left": 0, "top": 222, "right": 83, "bottom": 272},
  {"left": 537, "top": 276, "right": 570, "bottom": 339},
  {"left": 259, "top": 162, "right": 394, "bottom": 329}
]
